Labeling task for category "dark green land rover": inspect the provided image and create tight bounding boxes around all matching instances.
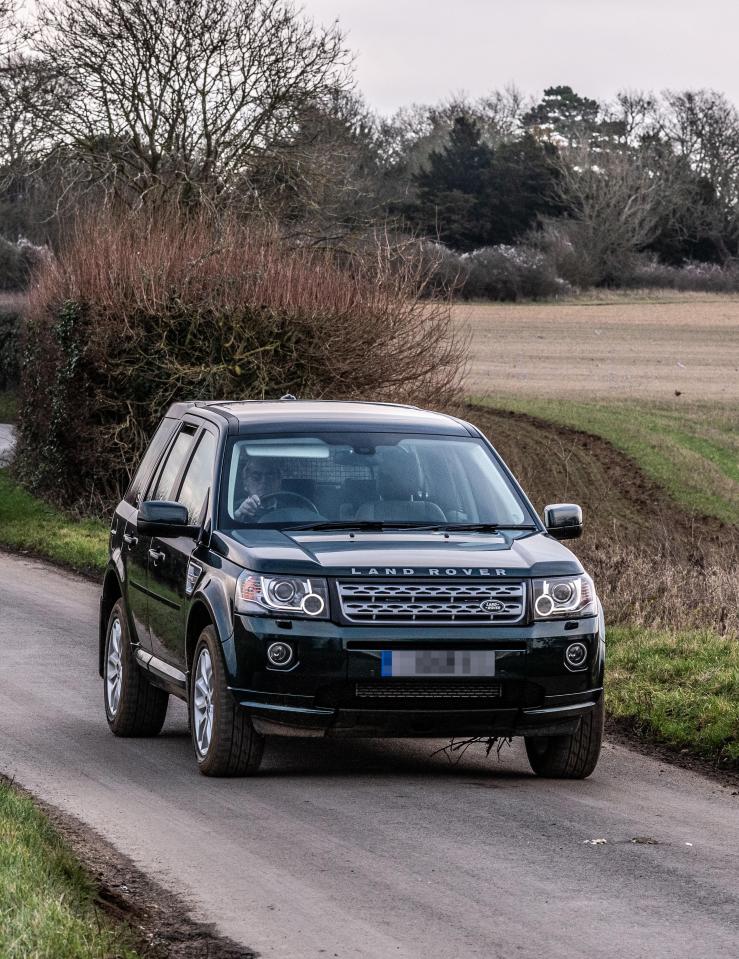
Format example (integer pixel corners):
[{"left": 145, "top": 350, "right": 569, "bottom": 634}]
[{"left": 100, "top": 400, "right": 605, "bottom": 777}]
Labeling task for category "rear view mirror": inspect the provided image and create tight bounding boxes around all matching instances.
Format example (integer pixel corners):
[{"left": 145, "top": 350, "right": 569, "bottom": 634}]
[
  {"left": 138, "top": 500, "right": 189, "bottom": 536},
  {"left": 544, "top": 503, "right": 583, "bottom": 540}
]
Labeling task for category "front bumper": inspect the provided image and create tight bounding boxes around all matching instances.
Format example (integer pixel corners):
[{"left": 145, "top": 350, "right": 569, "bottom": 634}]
[{"left": 224, "top": 612, "right": 605, "bottom": 739}]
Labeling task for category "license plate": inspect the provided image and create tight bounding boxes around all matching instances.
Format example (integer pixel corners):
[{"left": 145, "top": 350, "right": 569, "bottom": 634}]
[{"left": 381, "top": 650, "right": 495, "bottom": 678}]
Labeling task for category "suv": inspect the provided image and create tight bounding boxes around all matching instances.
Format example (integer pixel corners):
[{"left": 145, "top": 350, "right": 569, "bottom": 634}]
[{"left": 100, "top": 400, "right": 605, "bottom": 778}]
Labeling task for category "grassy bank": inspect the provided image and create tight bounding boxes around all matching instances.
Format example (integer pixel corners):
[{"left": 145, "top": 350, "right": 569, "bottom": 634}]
[
  {"left": 0, "top": 470, "right": 107, "bottom": 573},
  {"left": 608, "top": 625, "right": 739, "bottom": 766},
  {"left": 475, "top": 396, "right": 739, "bottom": 525},
  {"left": 0, "top": 781, "right": 140, "bottom": 959}
]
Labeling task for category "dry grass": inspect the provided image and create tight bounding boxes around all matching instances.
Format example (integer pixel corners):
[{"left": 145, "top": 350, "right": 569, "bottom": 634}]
[{"left": 585, "top": 537, "right": 739, "bottom": 636}]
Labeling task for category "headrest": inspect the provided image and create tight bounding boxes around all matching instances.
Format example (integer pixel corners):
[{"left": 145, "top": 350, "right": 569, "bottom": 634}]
[{"left": 378, "top": 447, "right": 420, "bottom": 500}]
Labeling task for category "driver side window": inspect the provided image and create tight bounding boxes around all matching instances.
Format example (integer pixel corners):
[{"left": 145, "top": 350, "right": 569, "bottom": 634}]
[
  {"left": 150, "top": 425, "right": 196, "bottom": 502},
  {"left": 176, "top": 431, "right": 217, "bottom": 526}
]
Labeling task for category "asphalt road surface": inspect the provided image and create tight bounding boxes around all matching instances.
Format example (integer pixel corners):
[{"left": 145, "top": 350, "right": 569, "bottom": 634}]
[
  {"left": 0, "top": 423, "right": 15, "bottom": 465},
  {"left": 1, "top": 550, "right": 737, "bottom": 959}
]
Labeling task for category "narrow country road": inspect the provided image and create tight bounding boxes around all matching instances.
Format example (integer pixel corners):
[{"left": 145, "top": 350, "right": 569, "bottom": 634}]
[{"left": 1, "top": 550, "right": 737, "bottom": 959}]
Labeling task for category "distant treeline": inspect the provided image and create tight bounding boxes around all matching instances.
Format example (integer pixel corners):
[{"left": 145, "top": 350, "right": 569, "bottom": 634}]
[{"left": 2, "top": 1, "right": 739, "bottom": 296}]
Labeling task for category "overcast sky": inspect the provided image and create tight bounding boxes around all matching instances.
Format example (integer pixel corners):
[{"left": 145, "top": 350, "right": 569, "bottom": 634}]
[{"left": 303, "top": 0, "right": 739, "bottom": 115}]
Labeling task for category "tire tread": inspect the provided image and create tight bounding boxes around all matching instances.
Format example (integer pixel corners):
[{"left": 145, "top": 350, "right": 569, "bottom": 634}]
[
  {"left": 525, "top": 698, "right": 604, "bottom": 779},
  {"left": 190, "top": 626, "right": 264, "bottom": 777},
  {"left": 105, "top": 599, "right": 168, "bottom": 737}
]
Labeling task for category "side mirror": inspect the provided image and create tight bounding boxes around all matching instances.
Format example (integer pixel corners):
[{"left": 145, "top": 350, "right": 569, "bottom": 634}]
[
  {"left": 544, "top": 503, "right": 583, "bottom": 540},
  {"left": 138, "top": 500, "right": 190, "bottom": 537}
]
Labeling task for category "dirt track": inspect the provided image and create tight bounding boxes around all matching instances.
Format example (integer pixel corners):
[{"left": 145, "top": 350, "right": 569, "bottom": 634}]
[{"left": 456, "top": 297, "right": 739, "bottom": 403}]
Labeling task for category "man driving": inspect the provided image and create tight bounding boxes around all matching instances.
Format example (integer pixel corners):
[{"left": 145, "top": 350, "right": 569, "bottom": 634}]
[{"left": 235, "top": 459, "right": 281, "bottom": 520}]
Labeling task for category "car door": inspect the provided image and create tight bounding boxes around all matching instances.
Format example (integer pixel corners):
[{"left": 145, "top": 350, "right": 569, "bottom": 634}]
[
  {"left": 147, "top": 424, "right": 218, "bottom": 671},
  {"left": 120, "top": 418, "right": 178, "bottom": 649}
]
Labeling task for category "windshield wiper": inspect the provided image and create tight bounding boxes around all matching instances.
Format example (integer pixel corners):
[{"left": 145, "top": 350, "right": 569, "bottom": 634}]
[
  {"left": 284, "top": 520, "right": 442, "bottom": 532},
  {"left": 437, "top": 523, "right": 539, "bottom": 532}
]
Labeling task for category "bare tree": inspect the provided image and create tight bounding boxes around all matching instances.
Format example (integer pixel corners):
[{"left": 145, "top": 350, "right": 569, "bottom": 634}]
[
  {"left": 657, "top": 90, "right": 739, "bottom": 205},
  {"left": 552, "top": 145, "right": 666, "bottom": 284},
  {"left": 32, "top": 0, "right": 350, "bottom": 203},
  {"left": 0, "top": 0, "right": 17, "bottom": 58}
]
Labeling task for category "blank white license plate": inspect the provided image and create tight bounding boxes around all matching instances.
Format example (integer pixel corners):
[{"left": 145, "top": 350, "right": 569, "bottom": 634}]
[{"left": 381, "top": 650, "right": 495, "bottom": 677}]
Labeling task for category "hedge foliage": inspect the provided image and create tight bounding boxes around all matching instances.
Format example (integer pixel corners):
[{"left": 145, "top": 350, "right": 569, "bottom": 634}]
[{"left": 16, "top": 210, "right": 467, "bottom": 509}]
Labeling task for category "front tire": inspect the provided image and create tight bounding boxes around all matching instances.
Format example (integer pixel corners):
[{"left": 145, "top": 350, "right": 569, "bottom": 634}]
[
  {"left": 104, "top": 599, "right": 169, "bottom": 736},
  {"left": 525, "top": 697, "right": 604, "bottom": 779},
  {"left": 189, "top": 626, "right": 265, "bottom": 777}
]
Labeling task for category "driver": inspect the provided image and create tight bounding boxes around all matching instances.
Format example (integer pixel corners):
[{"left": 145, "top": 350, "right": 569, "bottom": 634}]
[{"left": 235, "top": 459, "right": 281, "bottom": 520}]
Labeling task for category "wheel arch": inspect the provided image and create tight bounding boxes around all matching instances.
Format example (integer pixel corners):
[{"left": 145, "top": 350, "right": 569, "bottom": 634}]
[
  {"left": 99, "top": 567, "right": 123, "bottom": 677},
  {"left": 186, "top": 599, "right": 216, "bottom": 674}
]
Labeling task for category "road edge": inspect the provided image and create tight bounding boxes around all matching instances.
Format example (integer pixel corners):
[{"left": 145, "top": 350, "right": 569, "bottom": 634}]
[{"left": 1, "top": 774, "right": 259, "bottom": 958}]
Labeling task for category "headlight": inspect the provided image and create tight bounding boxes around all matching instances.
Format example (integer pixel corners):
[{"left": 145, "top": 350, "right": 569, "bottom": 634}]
[
  {"left": 532, "top": 574, "right": 596, "bottom": 620},
  {"left": 236, "top": 570, "right": 329, "bottom": 619}
]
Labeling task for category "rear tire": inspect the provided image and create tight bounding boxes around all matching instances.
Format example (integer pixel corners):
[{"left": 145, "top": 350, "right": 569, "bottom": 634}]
[
  {"left": 525, "top": 697, "right": 604, "bottom": 779},
  {"left": 104, "top": 599, "right": 169, "bottom": 736},
  {"left": 189, "top": 626, "right": 265, "bottom": 777}
]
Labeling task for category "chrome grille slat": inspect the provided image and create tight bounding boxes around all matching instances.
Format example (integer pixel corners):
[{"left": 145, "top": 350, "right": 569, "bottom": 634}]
[
  {"left": 355, "top": 681, "right": 503, "bottom": 699},
  {"left": 338, "top": 579, "right": 526, "bottom": 624}
]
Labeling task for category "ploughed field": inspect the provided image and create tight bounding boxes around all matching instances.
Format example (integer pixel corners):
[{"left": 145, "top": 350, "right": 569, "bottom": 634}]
[
  {"left": 456, "top": 292, "right": 739, "bottom": 404},
  {"left": 458, "top": 294, "right": 739, "bottom": 528}
]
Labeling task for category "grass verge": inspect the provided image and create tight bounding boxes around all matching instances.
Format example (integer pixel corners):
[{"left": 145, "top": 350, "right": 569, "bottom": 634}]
[
  {"left": 0, "top": 470, "right": 107, "bottom": 573},
  {"left": 0, "top": 780, "right": 140, "bottom": 959},
  {"left": 608, "top": 626, "right": 739, "bottom": 767},
  {"left": 474, "top": 396, "right": 739, "bottom": 525}
]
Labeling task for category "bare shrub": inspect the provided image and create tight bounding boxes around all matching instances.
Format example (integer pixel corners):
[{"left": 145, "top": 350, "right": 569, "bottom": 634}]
[
  {"left": 462, "top": 245, "right": 567, "bottom": 301},
  {"left": 17, "top": 209, "right": 467, "bottom": 510},
  {"left": 621, "top": 254, "right": 739, "bottom": 292}
]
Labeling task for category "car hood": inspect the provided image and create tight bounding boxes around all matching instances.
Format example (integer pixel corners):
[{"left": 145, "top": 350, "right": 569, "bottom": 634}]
[{"left": 215, "top": 528, "right": 583, "bottom": 578}]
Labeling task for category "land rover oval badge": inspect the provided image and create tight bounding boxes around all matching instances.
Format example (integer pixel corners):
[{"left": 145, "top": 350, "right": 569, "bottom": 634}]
[{"left": 480, "top": 599, "right": 505, "bottom": 612}]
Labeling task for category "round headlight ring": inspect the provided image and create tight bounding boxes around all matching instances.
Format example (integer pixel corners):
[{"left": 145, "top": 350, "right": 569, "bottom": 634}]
[
  {"left": 535, "top": 594, "right": 555, "bottom": 617},
  {"left": 301, "top": 593, "right": 325, "bottom": 616}
]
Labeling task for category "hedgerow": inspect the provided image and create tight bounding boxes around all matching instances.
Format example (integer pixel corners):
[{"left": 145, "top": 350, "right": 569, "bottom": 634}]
[{"left": 16, "top": 209, "right": 467, "bottom": 509}]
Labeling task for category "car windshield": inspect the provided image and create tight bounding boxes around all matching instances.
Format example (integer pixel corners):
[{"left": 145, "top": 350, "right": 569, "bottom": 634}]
[{"left": 217, "top": 431, "right": 534, "bottom": 531}]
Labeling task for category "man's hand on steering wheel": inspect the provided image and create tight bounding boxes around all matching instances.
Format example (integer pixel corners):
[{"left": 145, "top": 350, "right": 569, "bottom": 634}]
[{"left": 259, "top": 491, "right": 320, "bottom": 513}]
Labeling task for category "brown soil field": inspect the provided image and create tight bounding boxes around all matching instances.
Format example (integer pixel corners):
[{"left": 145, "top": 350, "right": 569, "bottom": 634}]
[{"left": 455, "top": 295, "right": 739, "bottom": 403}]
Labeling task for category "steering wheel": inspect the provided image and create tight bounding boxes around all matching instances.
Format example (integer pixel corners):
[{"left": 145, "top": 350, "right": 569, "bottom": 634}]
[{"left": 259, "top": 491, "right": 320, "bottom": 514}]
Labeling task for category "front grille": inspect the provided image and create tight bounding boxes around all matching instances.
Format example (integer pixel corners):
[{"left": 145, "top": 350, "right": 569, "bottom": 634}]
[
  {"left": 355, "top": 681, "right": 503, "bottom": 699},
  {"left": 337, "top": 580, "right": 526, "bottom": 624}
]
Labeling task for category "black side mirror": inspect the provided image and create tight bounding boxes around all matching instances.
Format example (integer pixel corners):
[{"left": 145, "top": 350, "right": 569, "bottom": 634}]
[
  {"left": 138, "top": 500, "right": 190, "bottom": 536},
  {"left": 544, "top": 503, "right": 583, "bottom": 540}
]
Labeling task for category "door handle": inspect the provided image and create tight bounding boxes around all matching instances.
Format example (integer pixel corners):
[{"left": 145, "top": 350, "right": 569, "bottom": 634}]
[
  {"left": 123, "top": 532, "right": 138, "bottom": 548},
  {"left": 148, "top": 548, "right": 166, "bottom": 565}
]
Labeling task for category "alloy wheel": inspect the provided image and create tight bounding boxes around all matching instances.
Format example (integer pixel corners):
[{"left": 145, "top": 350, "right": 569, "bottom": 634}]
[
  {"left": 106, "top": 617, "right": 123, "bottom": 717},
  {"left": 193, "top": 647, "right": 215, "bottom": 757}
]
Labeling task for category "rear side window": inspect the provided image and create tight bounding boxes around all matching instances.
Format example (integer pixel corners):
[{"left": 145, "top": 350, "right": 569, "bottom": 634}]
[
  {"left": 150, "top": 425, "right": 197, "bottom": 501},
  {"left": 124, "top": 419, "right": 177, "bottom": 507},
  {"left": 176, "top": 431, "right": 217, "bottom": 525}
]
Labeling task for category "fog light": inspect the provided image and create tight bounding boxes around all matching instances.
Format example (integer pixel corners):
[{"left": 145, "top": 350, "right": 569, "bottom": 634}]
[
  {"left": 267, "top": 641, "right": 294, "bottom": 667},
  {"left": 565, "top": 642, "right": 588, "bottom": 670}
]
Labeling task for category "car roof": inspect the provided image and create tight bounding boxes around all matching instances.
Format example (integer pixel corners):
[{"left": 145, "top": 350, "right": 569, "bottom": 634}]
[{"left": 166, "top": 399, "right": 474, "bottom": 436}]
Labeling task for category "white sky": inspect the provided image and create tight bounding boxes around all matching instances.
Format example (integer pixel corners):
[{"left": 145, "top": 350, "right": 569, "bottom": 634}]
[{"left": 303, "top": 0, "right": 739, "bottom": 115}]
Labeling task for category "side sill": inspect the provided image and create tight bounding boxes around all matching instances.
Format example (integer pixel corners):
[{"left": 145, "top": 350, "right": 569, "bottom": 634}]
[{"left": 135, "top": 649, "right": 187, "bottom": 690}]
